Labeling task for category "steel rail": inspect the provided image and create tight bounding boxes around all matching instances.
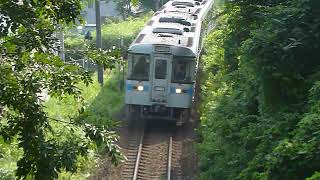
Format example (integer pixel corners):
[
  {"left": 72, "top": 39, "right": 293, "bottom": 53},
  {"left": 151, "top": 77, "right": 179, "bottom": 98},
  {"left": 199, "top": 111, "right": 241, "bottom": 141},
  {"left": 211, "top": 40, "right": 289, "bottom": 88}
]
[
  {"left": 133, "top": 131, "right": 144, "bottom": 180},
  {"left": 167, "top": 136, "right": 173, "bottom": 180},
  {"left": 131, "top": 127, "right": 172, "bottom": 180}
]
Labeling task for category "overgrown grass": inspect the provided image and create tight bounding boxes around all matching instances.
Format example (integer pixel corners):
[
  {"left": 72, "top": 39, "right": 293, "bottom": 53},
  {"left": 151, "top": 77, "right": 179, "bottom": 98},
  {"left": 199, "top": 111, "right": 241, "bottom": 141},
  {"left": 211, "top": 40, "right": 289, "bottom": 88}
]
[
  {"left": 64, "top": 12, "right": 152, "bottom": 50},
  {"left": 99, "top": 13, "right": 151, "bottom": 49},
  {"left": 0, "top": 138, "right": 21, "bottom": 180},
  {"left": 45, "top": 71, "right": 124, "bottom": 126}
]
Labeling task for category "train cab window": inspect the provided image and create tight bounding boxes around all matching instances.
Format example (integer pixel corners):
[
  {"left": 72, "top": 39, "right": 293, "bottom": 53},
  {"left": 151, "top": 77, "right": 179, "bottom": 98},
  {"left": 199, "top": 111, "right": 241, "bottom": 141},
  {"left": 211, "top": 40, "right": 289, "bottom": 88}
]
[
  {"left": 172, "top": 57, "right": 195, "bottom": 83},
  {"left": 155, "top": 60, "right": 167, "bottom": 79},
  {"left": 128, "top": 54, "right": 150, "bottom": 81}
]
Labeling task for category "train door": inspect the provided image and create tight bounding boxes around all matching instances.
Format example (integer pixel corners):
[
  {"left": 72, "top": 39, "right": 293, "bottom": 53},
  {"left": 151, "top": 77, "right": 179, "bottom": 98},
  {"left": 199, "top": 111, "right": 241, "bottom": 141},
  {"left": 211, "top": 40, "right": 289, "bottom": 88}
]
[{"left": 151, "top": 55, "right": 171, "bottom": 103}]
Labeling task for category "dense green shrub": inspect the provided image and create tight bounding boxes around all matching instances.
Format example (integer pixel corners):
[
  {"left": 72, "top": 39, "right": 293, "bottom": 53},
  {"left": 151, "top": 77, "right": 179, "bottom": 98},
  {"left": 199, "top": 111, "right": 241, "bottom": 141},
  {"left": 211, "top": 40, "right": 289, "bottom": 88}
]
[{"left": 198, "top": 0, "right": 320, "bottom": 179}]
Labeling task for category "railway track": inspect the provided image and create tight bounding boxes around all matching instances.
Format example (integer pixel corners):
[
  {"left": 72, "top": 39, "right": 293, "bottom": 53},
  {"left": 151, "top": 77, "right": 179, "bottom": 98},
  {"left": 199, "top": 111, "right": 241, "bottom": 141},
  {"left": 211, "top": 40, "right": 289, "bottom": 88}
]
[{"left": 122, "top": 122, "right": 182, "bottom": 180}]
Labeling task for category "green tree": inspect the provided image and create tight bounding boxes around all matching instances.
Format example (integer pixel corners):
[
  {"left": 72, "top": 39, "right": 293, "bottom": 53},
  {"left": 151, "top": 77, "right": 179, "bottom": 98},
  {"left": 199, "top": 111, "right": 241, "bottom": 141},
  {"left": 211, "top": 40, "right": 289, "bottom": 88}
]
[{"left": 0, "top": 0, "right": 123, "bottom": 179}]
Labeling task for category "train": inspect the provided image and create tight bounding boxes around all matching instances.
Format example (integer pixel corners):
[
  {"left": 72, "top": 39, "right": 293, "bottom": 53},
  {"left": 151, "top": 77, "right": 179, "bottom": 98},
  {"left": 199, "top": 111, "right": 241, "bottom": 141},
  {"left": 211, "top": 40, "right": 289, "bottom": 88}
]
[{"left": 125, "top": 0, "right": 214, "bottom": 125}]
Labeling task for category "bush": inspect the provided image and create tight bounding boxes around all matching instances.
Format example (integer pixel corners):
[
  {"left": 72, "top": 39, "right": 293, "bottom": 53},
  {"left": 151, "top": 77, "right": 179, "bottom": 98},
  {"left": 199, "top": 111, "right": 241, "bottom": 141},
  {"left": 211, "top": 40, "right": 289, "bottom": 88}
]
[{"left": 198, "top": 0, "right": 320, "bottom": 179}]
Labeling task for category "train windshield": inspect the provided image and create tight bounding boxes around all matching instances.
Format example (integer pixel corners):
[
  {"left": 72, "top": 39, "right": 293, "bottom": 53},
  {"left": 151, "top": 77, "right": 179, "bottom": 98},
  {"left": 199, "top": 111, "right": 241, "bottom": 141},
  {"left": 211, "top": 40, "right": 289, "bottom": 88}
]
[
  {"left": 172, "top": 57, "right": 195, "bottom": 83},
  {"left": 155, "top": 59, "right": 167, "bottom": 79},
  {"left": 128, "top": 54, "right": 150, "bottom": 81}
]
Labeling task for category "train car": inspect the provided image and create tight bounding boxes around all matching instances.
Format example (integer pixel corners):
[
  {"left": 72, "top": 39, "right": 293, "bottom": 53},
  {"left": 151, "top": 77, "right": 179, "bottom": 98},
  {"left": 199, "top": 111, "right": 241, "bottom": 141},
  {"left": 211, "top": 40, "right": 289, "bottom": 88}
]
[{"left": 125, "top": 0, "right": 214, "bottom": 125}]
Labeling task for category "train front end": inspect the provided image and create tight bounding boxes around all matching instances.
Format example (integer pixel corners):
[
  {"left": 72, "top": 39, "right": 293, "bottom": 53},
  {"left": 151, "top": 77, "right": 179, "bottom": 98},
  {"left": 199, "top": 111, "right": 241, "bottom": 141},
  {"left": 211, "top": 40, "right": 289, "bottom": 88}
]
[{"left": 125, "top": 44, "right": 196, "bottom": 124}]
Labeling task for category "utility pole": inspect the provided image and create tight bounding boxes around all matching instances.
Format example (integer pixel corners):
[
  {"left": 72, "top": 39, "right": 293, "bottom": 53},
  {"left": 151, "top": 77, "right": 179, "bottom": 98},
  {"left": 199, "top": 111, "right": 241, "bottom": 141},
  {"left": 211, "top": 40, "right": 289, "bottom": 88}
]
[
  {"left": 58, "top": 28, "right": 65, "bottom": 61},
  {"left": 55, "top": 25, "right": 65, "bottom": 61},
  {"left": 154, "top": 0, "right": 160, "bottom": 10},
  {"left": 96, "top": 0, "right": 104, "bottom": 86}
]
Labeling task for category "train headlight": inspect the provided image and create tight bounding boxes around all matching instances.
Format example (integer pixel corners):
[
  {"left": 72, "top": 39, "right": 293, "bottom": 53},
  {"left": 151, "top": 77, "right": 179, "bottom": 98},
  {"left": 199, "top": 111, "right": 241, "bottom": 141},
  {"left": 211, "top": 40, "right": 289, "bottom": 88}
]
[
  {"left": 137, "top": 85, "right": 144, "bottom": 91},
  {"left": 175, "top": 88, "right": 182, "bottom": 94}
]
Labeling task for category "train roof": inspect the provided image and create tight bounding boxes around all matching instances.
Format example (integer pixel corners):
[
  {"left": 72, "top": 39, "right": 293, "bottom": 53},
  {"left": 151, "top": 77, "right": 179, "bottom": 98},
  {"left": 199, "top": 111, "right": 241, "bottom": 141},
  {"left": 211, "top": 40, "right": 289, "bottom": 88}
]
[{"left": 128, "top": 0, "right": 214, "bottom": 57}]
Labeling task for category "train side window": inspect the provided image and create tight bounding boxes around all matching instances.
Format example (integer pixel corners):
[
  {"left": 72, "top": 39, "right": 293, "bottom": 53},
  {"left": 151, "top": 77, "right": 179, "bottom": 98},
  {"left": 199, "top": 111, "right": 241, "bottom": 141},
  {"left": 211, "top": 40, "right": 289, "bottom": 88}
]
[
  {"left": 172, "top": 57, "right": 195, "bottom": 83},
  {"left": 174, "top": 61, "right": 187, "bottom": 81},
  {"left": 155, "top": 60, "right": 167, "bottom": 79},
  {"left": 128, "top": 54, "right": 150, "bottom": 81}
]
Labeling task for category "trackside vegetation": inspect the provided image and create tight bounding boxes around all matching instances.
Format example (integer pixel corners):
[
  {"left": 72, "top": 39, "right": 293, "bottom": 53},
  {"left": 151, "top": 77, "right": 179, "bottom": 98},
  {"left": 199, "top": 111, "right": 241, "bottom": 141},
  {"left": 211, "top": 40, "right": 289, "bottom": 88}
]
[
  {"left": 0, "top": 72, "right": 124, "bottom": 179},
  {"left": 46, "top": 72, "right": 125, "bottom": 179},
  {"left": 65, "top": 13, "right": 152, "bottom": 51},
  {"left": 198, "top": 0, "right": 320, "bottom": 179}
]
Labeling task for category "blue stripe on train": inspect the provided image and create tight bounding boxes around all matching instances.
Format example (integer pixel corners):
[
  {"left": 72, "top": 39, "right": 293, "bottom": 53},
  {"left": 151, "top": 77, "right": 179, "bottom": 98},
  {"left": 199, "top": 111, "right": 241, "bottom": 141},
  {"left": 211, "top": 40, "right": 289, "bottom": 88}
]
[
  {"left": 126, "top": 84, "right": 149, "bottom": 92},
  {"left": 187, "top": 87, "right": 194, "bottom": 96},
  {"left": 143, "top": 85, "right": 149, "bottom": 92},
  {"left": 126, "top": 84, "right": 133, "bottom": 91},
  {"left": 170, "top": 87, "right": 176, "bottom": 94},
  {"left": 170, "top": 86, "right": 194, "bottom": 96}
]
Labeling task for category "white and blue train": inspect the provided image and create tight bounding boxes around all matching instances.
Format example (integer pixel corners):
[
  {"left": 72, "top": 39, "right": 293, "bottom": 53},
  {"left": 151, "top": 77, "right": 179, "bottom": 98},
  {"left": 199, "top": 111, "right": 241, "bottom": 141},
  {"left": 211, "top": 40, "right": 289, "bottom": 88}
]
[{"left": 125, "top": 0, "right": 214, "bottom": 124}]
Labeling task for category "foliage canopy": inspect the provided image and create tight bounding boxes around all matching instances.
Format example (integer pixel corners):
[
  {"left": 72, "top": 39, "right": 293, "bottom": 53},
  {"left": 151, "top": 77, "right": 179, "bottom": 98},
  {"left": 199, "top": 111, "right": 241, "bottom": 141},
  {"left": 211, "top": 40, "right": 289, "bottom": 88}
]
[{"left": 198, "top": 0, "right": 320, "bottom": 179}]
